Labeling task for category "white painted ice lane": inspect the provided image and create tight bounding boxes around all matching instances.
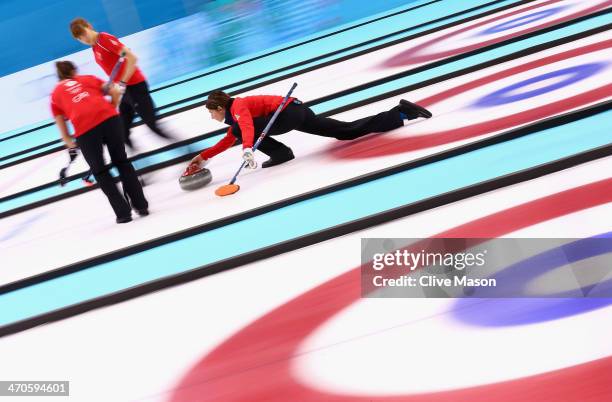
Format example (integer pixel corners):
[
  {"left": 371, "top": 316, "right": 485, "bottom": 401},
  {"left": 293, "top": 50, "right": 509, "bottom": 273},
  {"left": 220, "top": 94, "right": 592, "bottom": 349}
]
[
  {"left": 1, "top": 31, "right": 611, "bottom": 286},
  {"left": 0, "top": 115, "right": 416, "bottom": 284},
  {"left": 0, "top": 157, "right": 609, "bottom": 402},
  {"left": 2, "top": 0, "right": 609, "bottom": 198}
]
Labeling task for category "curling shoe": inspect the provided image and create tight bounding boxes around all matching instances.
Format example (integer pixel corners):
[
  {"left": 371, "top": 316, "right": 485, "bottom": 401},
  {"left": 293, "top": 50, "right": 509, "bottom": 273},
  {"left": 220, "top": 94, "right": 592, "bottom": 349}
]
[
  {"left": 116, "top": 215, "right": 133, "bottom": 224},
  {"left": 135, "top": 209, "right": 149, "bottom": 217},
  {"left": 399, "top": 99, "right": 432, "bottom": 119},
  {"left": 262, "top": 149, "right": 295, "bottom": 168}
]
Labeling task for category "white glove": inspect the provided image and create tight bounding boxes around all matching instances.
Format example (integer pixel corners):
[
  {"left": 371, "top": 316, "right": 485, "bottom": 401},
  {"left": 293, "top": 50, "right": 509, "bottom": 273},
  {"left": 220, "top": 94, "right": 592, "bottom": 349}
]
[{"left": 242, "top": 147, "right": 257, "bottom": 169}]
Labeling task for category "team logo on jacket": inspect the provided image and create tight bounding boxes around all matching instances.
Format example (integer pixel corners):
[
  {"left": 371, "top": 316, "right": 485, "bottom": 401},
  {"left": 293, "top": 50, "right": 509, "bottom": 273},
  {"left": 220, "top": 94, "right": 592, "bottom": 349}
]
[
  {"left": 234, "top": 114, "right": 240, "bottom": 120},
  {"left": 72, "top": 92, "right": 90, "bottom": 103}
]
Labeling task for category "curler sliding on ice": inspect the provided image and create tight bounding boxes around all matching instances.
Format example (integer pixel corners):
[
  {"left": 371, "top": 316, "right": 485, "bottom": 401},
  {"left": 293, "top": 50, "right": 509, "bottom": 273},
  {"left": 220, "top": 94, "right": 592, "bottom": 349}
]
[
  {"left": 215, "top": 83, "right": 298, "bottom": 196},
  {"left": 186, "top": 83, "right": 432, "bottom": 196}
]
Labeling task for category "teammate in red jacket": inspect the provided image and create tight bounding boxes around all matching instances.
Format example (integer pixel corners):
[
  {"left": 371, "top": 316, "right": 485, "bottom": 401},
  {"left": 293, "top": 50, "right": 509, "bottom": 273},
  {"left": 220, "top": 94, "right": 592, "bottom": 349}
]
[
  {"left": 51, "top": 61, "right": 148, "bottom": 224},
  {"left": 189, "top": 90, "right": 431, "bottom": 170},
  {"left": 69, "top": 18, "right": 174, "bottom": 150}
]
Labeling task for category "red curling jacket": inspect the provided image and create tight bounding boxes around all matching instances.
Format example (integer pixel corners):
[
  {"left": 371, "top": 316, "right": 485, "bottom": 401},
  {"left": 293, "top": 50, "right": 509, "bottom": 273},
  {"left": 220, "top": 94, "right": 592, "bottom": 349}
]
[{"left": 199, "top": 95, "right": 295, "bottom": 160}]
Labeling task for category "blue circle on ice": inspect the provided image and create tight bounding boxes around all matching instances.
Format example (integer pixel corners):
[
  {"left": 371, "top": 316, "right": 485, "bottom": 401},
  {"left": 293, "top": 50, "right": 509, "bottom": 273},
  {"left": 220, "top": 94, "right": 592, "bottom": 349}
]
[
  {"left": 451, "top": 233, "right": 612, "bottom": 327},
  {"left": 478, "top": 6, "right": 566, "bottom": 36},
  {"left": 472, "top": 63, "right": 606, "bottom": 108}
]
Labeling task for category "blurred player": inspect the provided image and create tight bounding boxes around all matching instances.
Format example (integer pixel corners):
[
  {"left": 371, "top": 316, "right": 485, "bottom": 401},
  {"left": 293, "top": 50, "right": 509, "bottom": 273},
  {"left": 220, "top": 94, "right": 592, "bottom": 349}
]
[
  {"left": 51, "top": 61, "right": 149, "bottom": 224},
  {"left": 69, "top": 18, "right": 174, "bottom": 150}
]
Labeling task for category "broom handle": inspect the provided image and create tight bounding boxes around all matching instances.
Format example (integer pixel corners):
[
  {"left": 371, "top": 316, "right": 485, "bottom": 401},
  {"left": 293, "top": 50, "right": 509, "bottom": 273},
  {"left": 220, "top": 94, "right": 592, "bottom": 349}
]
[
  {"left": 229, "top": 82, "right": 297, "bottom": 185},
  {"left": 102, "top": 51, "right": 126, "bottom": 97},
  {"left": 108, "top": 51, "right": 126, "bottom": 83}
]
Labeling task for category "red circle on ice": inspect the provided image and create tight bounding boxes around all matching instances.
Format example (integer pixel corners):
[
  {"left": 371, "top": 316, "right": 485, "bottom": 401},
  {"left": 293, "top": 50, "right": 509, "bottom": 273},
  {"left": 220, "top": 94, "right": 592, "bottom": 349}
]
[
  {"left": 382, "top": 0, "right": 612, "bottom": 67},
  {"left": 169, "top": 180, "right": 612, "bottom": 401},
  {"left": 329, "top": 40, "right": 612, "bottom": 160}
]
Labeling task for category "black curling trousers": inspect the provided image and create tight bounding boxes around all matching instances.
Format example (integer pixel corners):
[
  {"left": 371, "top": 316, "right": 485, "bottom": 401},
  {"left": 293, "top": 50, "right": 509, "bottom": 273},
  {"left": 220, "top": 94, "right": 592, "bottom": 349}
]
[
  {"left": 231, "top": 101, "right": 404, "bottom": 158},
  {"left": 120, "top": 81, "right": 174, "bottom": 148},
  {"left": 76, "top": 116, "right": 148, "bottom": 219}
]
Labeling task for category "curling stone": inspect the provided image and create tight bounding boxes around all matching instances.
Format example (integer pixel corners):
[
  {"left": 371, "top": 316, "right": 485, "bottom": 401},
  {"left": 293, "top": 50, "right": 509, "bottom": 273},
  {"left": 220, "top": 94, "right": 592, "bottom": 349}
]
[{"left": 179, "top": 165, "right": 212, "bottom": 191}]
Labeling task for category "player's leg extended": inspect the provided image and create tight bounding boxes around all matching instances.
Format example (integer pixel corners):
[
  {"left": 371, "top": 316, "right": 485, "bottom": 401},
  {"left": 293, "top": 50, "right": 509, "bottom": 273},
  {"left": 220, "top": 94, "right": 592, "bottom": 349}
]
[
  {"left": 298, "top": 100, "right": 431, "bottom": 140},
  {"left": 129, "top": 81, "right": 175, "bottom": 141}
]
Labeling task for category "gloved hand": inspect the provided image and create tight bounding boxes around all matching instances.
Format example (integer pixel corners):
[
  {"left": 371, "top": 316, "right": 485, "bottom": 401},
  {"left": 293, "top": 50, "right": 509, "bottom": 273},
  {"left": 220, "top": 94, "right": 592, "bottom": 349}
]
[
  {"left": 68, "top": 147, "right": 78, "bottom": 162},
  {"left": 190, "top": 154, "right": 208, "bottom": 167},
  {"left": 102, "top": 81, "right": 125, "bottom": 95},
  {"left": 102, "top": 82, "right": 112, "bottom": 95},
  {"left": 184, "top": 155, "right": 208, "bottom": 176},
  {"left": 242, "top": 147, "right": 257, "bottom": 169},
  {"left": 116, "top": 81, "right": 127, "bottom": 95}
]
